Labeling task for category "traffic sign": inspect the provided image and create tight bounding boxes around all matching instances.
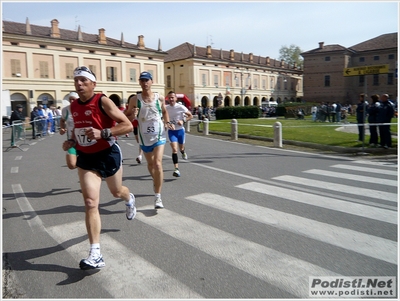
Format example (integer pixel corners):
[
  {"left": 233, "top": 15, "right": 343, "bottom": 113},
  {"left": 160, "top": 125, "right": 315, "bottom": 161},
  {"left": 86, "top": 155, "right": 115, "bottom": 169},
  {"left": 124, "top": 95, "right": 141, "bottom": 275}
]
[{"left": 343, "top": 64, "right": 389, "bottom": 76}]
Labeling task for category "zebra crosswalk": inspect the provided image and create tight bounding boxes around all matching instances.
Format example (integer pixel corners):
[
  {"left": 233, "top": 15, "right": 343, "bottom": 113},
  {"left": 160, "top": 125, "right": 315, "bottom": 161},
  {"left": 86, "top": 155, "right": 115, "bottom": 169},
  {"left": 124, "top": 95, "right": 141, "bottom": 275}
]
[{"left": 45, "top": 160, "right": 398, "bottom": 298}]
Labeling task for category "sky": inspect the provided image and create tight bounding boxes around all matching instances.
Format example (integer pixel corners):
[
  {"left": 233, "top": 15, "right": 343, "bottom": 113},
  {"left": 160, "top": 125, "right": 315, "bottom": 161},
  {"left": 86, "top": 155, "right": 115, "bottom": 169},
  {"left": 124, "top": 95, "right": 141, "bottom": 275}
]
[{"left": 1, "top": 1, "right": 399, "bottom": 59}]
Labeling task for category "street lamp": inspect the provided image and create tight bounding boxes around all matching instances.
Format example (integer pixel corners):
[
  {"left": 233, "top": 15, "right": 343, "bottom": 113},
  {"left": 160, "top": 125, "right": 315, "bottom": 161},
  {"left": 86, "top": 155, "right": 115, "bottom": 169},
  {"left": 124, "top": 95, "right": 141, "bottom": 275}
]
[{"left": 234, "top": 69, "right": 250, "bottom": 106}]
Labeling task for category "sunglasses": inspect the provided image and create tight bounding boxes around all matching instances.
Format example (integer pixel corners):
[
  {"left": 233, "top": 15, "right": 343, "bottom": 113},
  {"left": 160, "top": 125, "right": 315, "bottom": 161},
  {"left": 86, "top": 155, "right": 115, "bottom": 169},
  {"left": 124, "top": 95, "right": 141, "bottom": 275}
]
[{"left": 74, "top": 66, "right": 96, "bottom": 76}]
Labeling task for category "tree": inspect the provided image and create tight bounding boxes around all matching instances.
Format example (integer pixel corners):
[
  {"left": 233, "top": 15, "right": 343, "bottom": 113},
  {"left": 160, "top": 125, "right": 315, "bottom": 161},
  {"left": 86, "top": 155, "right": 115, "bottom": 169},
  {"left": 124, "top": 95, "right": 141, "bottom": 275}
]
[{"left": 278, "top": 44, "right": 304, "bottom": 69}]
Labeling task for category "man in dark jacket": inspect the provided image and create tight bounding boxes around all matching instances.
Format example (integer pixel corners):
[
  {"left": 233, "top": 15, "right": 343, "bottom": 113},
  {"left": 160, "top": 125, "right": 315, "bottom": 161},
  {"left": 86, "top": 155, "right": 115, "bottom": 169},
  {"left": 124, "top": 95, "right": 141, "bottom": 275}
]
[
  {"left": 30, "top": 106, "right": 40, "bottom": 139},
  {"left": 10, "top": 104, "right": 25, "bottom": 145},
  {"left": 367, "top": 95, "right": 380, "bottom": 146},
  {"left": 376, "top": 94, "right": 395, "bottom": 149},
  {"left": 356, "top": 94, "right": 367, "bottom": 142}
]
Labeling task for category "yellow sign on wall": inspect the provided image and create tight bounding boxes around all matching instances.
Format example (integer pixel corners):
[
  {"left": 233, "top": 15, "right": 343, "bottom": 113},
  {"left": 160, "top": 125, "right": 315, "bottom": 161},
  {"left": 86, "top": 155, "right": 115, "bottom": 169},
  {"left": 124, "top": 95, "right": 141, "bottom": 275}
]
[{"left": 343, "top": 64, "right": 389, "bottom": 76}]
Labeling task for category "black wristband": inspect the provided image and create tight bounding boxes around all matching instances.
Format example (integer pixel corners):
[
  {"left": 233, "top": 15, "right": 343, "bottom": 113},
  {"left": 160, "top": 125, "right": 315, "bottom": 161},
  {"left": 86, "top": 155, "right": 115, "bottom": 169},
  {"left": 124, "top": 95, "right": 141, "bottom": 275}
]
[
  {"left": 67, "top": 139, "right": 76, "bottom": 146},
  {"left": 101, "top": 128, "right": 112, "bottom": 139}
]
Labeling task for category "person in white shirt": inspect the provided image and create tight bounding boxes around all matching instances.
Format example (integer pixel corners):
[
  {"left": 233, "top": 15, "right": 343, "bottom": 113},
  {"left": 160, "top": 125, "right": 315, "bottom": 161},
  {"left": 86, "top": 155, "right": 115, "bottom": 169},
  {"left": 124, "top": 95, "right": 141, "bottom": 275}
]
[
  {"left": 59, "top": 92, "right": 78, "bottom": 169},
  {"left": 165, "top": 91, "right": 193, "bottom": 177}
]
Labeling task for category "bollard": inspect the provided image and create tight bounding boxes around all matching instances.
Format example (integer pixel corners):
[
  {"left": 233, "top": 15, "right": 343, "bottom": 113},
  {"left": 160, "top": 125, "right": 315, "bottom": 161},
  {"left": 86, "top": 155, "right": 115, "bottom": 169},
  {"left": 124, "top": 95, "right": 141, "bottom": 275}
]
[
  {"left": 203, "top": 118, "right": 209, "bottom": 135},
  {"left": 185, "top": 120, "right": 190, "bottom": 133},
  {"left": 231, "top": 119, "right": 238, "bottom": 140},
  {"left": 274, "top": 121, "right": 282, "bottom": 148}
]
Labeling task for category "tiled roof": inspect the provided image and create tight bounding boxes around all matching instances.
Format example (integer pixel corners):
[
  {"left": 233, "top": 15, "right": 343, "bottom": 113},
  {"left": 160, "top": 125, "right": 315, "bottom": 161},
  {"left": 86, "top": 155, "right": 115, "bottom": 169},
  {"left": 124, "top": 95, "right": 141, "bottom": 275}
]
[
  {"left": 2, "top": 20, "right": 158, "bottom": 52},
  {"left": 301, "top": 44, "right": 350, "bottom": 55},
  {"left": 301, "top": 33, "right": 398, "bottom": 55},
  {"left": 164, "top": 42, "right": 290, "bottom": 69},
  {"left": 349, "top": 33, "right": 398, "bottom": 52}
]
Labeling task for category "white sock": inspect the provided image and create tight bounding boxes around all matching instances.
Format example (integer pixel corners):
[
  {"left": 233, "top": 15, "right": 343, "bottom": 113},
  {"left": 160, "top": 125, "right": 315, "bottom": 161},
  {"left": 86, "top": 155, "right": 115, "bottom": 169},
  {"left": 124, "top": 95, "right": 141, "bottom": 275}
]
[
  {"left": 127, "top": 193, "right": 134, "bottom": 205},
  {"left": 90, "top": 243, "right": 100, "bottom": 256},
  {"left": 155, "top": 193, "right": 161, "bottom": 199}
]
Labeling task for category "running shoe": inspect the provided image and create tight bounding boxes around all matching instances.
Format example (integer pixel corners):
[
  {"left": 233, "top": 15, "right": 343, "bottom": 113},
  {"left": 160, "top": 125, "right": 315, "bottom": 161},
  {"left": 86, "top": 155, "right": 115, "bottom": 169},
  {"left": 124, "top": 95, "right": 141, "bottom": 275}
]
[
  {"left": 155, "top": 197, "right": 164, "bottom": 209},
  {"left": 173, "top": 168, "right": 181, "bottom": 177},
  {"left": 181, "top": 152, "right": 188, "bottom": 160},
  {"left": 136, "top": 155, "right": 142, "bottom": 164},
  {"left": 79, "top": 253, "right": 105, "bottom": 270},
  {"left": 126, "top": 193, "right": 136, "bottom": 220}
]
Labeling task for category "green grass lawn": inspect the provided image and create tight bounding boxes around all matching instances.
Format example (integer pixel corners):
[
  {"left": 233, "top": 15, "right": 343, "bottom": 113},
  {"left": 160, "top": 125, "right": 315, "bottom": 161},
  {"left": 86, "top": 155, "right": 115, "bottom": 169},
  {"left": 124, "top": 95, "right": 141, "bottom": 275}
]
[{"left": 203, "top": 116, "right": 398, "bottom": 148}]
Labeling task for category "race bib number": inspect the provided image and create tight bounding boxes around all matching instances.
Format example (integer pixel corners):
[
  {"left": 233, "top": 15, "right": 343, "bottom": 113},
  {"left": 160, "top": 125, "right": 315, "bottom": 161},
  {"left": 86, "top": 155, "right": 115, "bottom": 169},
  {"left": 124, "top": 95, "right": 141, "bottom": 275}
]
[
  {"left": 74, "top": 128, "right": 97, "bottom": 147},
  {"left": 143, "top": 120, "right": 159, "bottom": 135}
]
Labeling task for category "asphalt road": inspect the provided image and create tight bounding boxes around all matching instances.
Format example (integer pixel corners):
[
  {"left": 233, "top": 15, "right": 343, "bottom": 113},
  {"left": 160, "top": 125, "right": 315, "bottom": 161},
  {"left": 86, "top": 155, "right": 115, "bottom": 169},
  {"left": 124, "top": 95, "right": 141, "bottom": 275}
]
[{"left": 2, "top": 128, "right": 398, "bottom": 298}]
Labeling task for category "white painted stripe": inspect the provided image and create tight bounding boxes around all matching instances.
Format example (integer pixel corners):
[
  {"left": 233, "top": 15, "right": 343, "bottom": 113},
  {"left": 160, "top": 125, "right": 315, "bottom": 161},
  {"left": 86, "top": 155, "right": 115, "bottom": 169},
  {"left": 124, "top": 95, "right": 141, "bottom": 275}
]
[
  {"left": 15, "top": 156, "right": 22, "bottom": 160},
  {"left": 47, "top": 221, "right": 203, "bottom": 299},
  {"left": 236, "top": 182, "right": 397, "bottom": 225},
  {"left": 187, "top": 193, "right": 397, "bottom": 265},
  {"left": 135, "top": 206, "right": 341, "bottom": 298},
  {"left": 126, "top": 143, "right": 134, "bottom": 147},
  {"left": 273, "top": 175, "right": 398, "bottom": 203},
  {"left": 331, "top": 164, "right": 398, "bottom": 176},
  {"left": 354, "top": 160, "right": 398, "bottom": 168},
  {"left": 304, "top": 169, "right": 397, "bottom": 186},
  {"left": 12, "top": 184, "right": 46, "bottom": 232},
  {"left": 11, "top": 167, "right": 18, "bottom": 173}
]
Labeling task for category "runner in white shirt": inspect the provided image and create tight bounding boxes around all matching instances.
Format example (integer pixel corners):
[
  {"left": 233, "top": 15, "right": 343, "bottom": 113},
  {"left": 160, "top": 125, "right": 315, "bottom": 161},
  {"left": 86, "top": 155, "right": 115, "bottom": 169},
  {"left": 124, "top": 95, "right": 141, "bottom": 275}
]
[
  {"left": 59, "top": 92, "right": 78, "bottom": 169},
  {"left": 165, "top": 91, "right": 193, "bottom": 177}
]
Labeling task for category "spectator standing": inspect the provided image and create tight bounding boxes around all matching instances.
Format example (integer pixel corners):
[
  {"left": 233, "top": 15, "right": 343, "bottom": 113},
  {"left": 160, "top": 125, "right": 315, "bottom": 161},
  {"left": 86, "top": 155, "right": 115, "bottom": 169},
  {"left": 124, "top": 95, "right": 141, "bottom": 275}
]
[
  {"left": 367, "top": 94, "right": 380, "bottom": 147},
  {"left": 197, "top": 105, "right": 203, "bottom": 120},
  {"left": 311, "top": 105, "right": 317, "bottom": 122},
  {"left": 335, "top": 102, "right": 342, "bottom": 123},
  {"left": 356, "top": 94, "right": 368, "bottom": 142},
  {"left": 377, "top": 94, "right": 395, "bottom": 149},
  {"left": 37, "top": 105, "right": 47, "bottom": 136},
  {"left": 10, "top": 104, "right": 25, "bottom": 145},
  {"left": 165, "top": 91, "right": 193, "bottom": 177},
  {"left": 62, "top": 66, "right": 136, "bottom": 270},
  {"left": 30, "top": 106, "right": 40, "bottom": 139},
  {"left": 124, "top": 71, "right": 174, "bottom": 209}
]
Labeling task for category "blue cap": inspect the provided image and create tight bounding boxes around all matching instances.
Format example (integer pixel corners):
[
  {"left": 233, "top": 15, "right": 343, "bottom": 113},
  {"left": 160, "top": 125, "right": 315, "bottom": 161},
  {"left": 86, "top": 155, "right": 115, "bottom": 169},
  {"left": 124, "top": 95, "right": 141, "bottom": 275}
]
[{"left": 139, "top": 72, "right": 153, "bottom": 80}]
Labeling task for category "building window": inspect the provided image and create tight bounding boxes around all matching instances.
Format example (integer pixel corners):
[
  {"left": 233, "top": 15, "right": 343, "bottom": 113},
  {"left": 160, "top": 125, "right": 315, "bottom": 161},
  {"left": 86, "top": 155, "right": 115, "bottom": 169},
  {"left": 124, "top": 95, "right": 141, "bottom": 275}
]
[
  {"left": 88, "top": 65, "right": 96, "bottom": 76},
  {"left": 373, "top": 74, "right": 379, "bottom": 86},
  {"left": 388, "top": 54, "right": 395, "bottom": 59},
  {"left": 107, "top": 66, "right": 117, "bottom": 81},
  {"left": 387, "top": 73, "right": 394, "bottom": 85},
  {"left": 214, "top": 75, "right": 219, "bottom": 87},
  {"left": 129, "top": 68, "right": 136, "bottom": 82},
  {"left": 225, "top": 75, "right": 230, "bottom": 86},
  {"left": 11, "top": 42, "right": 18, "bottom": 46},
  {"left": 359, "top": 75, "right": 365, "bottom": 86},
  {"left": 89, "top": 50, "right": 95, "bottom": 54},
  {"left": 284, "top": 78, "right": 288, "bottom": 90},
  {"left": 166, "top": 75, "right": 171, "bottom": 88},
  {"left": 39, "top": 61, "right": 49, "bottom": 78},
  {"left": 65, "top": 63, "right": 74, "bottom": 79},
  {"left": 235, "top": 75, "right": 240, "bottom": 87},
  {"left": 179, "top": 73, "right": 184, "bottom": 87},
  {"left": 325, "top": 56, "right": 330, "bottom": 61},
  {"left": 11, "top": 59, "right": 21, "bottom": 77},
  {"left": 202, "top": 74, "right": 207, "bottom": 86},
  {"left": 39, "top": 45, "right": 46, "bottom": 49},
  {"left": 359, "top": 57, "right": 365, "bottom": 62},
  {"left": 373, "top": 55, "right": 380, "bottom": 61},
  {"left": 254, "top": 79, "right": 258, "bottom": 89},
  {"left": 66, "top": 47, "right": 72, "bottom": 51},
  {"left": 324, "top": 75, "right": 330, "bottom": 87},
  {"left": 262, "top": 79, "right": 266, "bottom": 89}
]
